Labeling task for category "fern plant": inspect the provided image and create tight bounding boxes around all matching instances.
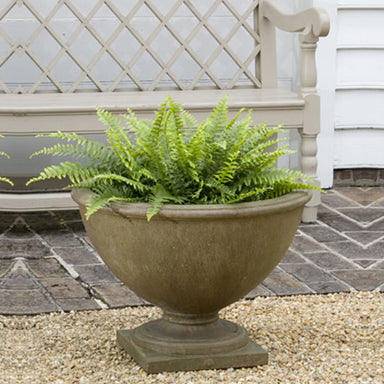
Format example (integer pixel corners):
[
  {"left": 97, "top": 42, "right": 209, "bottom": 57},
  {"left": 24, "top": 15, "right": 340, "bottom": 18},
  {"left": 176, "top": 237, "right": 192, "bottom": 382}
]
[
  {"left": 27, "top": 96, "right": 318, "bottom": 220},
  {"left": 0, "top": 135, "right": 13, "bottom": 186}
]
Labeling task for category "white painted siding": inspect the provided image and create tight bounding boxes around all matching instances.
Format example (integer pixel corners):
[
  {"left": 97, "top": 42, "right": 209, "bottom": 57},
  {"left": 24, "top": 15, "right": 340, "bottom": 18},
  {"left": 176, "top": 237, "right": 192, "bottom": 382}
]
[
  {"left": 334, "top": 129, "right": 384, "bottom": 167},
  {"left": 336, "top": 90, "right": 384, "bottom": 128},
  {"left": 334, "top": 1, "right": 384, "bottom": 168},
  {"left": 337, "top": 50, "right": 384, "bottom": 87}
]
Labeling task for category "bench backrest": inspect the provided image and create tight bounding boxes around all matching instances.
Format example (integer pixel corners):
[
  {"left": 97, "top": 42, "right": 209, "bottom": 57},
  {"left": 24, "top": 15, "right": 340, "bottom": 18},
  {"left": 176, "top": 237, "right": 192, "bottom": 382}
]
[{"left": 0, "top": 0, "right": 277, "bottom": 94}]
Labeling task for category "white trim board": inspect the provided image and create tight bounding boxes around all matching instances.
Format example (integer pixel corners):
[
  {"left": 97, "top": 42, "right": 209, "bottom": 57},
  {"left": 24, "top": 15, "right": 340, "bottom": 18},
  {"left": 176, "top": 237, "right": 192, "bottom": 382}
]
[
  {"left": 313, "top": 0, "right": 338, "bottom": 188},
  {"left": 338, "top": 5, "right": 384, "bottom": 9},
  {"left": 338, "top": 0, "right": 384, "bottom": 7}
]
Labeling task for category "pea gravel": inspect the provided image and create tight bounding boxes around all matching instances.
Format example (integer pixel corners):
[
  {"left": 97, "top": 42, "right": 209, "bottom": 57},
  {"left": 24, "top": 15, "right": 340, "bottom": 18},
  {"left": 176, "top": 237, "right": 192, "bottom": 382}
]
[{"left": 0, "top": 292, "right": 382, "bottom": 384}]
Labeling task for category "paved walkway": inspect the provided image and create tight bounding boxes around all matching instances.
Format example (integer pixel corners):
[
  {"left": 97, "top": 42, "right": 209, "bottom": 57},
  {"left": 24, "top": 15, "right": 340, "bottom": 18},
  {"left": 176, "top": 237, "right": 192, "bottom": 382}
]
[{"left": 0, "top": 187, "right": 383, "bottom": 315}]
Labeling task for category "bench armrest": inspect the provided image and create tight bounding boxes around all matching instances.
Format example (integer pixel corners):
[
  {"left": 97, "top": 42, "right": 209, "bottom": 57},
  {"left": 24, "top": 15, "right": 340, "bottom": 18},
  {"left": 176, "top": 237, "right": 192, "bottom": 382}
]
[
  {"left": 260, "top": 0, "right": 329, "bottom": 39},
  {"left": 260, "top": 0, "right": 330, "bottom": 94}
]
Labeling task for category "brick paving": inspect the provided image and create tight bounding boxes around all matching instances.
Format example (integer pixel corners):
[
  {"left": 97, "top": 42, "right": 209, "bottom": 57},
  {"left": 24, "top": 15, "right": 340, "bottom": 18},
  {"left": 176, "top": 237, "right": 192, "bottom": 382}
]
[{"left": 0, "top": 187, "right": 383, "bottom": 315}]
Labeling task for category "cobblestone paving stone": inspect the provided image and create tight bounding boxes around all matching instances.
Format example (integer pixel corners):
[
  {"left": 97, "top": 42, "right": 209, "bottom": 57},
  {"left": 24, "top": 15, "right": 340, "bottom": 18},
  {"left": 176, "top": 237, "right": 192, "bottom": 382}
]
[{"left": 0, "top": 187, "right": 383, "bottom": 315}]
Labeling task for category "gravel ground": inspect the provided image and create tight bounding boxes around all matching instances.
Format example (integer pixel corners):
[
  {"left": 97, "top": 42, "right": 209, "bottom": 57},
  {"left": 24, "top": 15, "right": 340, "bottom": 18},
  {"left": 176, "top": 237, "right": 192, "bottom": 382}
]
[{"left": 0, "top": 292, "right": 382, "bottom": 384}]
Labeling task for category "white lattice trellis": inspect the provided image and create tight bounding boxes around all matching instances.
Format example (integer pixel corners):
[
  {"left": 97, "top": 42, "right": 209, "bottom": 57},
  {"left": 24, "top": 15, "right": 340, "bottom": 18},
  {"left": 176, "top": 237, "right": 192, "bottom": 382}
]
[{"left": 0, "top": 0, "right": 261, "bottom": 93}]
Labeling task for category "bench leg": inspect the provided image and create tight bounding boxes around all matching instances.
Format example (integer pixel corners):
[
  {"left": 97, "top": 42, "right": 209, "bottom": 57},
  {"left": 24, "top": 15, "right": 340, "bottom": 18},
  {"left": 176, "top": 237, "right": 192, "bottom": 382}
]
[
  {"left": 300, "top": 130, "right": 320, "bottom": 223},
  {"left": 302, "top": 190, "right": 320, "bottom": 223}
]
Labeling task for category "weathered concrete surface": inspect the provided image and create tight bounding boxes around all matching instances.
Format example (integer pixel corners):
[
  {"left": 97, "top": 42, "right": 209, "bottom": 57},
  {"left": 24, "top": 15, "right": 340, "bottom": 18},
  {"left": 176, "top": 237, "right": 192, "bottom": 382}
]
[{"left": 0, "top": 187, "right": 383, "bottom": 315}]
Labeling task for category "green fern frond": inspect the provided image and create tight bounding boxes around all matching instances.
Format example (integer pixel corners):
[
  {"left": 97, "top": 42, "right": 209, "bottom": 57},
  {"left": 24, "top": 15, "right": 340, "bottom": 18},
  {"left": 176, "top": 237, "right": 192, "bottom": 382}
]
[
  {"left": 147, "top": 184, "right": 185, "bottom": 221},
  {"left": 202, "top": 177, "right": 235, "bottom": 203},
  {"left": 181, "top": 108, "right": 198, "bottom": 129},
  {"left": 27, "top": 95, "right": 319, "bottom": 219},
  {"left": 32, "top": 131, "right": 115, "bottom": 165},
  {"left": 98, "top": 109, "right": 139, "bottom": 172},
  {"left": 92, "top": 174, "right": 149, "bottom": 193},
  {"left": 26, "top": 162, "right": 101, "bottom": 186},
  {"left": 85, "top": 194, "right": 137, "bottom": 219},
  {"left": 241, "top": 147, "right": 295, "bottom": 173},
  {"left": 85, "top": 195, "right": 117, "bottom": 219},
  {"left": 206, "top": 95, "right": 229, "bottom": 132},
  {"left": 35, "top": 131, "right": 88, "bottom": 143},
  {"left": 187, "top": 121, "right": 208, "bottom": 167},
  {"left": 213, "top": 150, "right": 240, "bottom": 184},
  {"left": 0, "top": 177, "right": 13, "bottom": 186},
  {"left": 0, "top": 135, "right": 12, "bottom": 184},
  {"left": 97, "top": 107, "right": 124, "bottom": 132},
  {"left": 226, "top": 188, "right": 268, "bottom": 204}
]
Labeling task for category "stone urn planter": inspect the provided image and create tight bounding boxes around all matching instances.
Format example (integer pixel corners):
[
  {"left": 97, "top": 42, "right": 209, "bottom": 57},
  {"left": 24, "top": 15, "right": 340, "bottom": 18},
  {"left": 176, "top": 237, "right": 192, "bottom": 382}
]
[{"left": 72, "top": 188, "right": 310, "bottom": 373}]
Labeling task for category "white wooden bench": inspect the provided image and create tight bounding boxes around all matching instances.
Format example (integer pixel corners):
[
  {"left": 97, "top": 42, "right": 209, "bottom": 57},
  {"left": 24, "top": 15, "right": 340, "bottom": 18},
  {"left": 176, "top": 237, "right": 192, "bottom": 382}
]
[{"left": 0, "top": 0, "right": 329, "bottom": 222}]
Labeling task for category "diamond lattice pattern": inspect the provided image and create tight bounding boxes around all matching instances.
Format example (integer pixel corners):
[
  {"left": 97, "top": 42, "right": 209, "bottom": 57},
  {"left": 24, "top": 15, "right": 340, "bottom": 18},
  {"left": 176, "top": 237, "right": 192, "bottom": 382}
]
[{"left": 0, "top": 0, "right": 261, "bottom": 93}]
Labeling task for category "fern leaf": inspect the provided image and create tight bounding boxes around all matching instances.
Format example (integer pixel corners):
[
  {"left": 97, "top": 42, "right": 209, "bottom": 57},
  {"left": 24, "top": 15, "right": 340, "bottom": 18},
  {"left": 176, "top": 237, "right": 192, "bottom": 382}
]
[
  {"left": 0, "top": 177, "right": 13, "bottom": 186},
  {"left": 98, "top": 109, "right": 138, "bottom": 173},
  {"left": 206, "top": 95, "right": 229, "bottom": 132},
  {"left": 27, "top": 95, "right": 319, "bottom": 220},
  {"left": 85, "top": 194, "right": 137, "bottom": 219},
  {"left": 92, "top": 174, "right": 149, "bottom": 193},
  {"left": 213, "top": 150, "right": 240, "bottom": 184},
  {"left": 26, "top": 162, "right": 100, "bottom": 186},
  {"left": 31, "top": 131, "right": 115, "bottom": 165},
  {"left": 35, "top": 131, "right": 88, "bottom": 143},
  {"left": 147, "top": 184, "right": 185, "bottom": 221}
]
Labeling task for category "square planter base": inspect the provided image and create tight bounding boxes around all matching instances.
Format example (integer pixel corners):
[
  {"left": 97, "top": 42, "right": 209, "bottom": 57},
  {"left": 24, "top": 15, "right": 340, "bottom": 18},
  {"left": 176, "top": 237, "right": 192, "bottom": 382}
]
[{"left": 117, "top": 328, "right": 268, "bottom": 373}]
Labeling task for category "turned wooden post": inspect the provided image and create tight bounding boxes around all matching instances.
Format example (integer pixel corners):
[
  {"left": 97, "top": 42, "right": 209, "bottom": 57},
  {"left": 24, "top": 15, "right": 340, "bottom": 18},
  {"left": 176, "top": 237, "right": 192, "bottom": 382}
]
[{"left": 259, "top": 1, "right": 330, "bottom": 222}]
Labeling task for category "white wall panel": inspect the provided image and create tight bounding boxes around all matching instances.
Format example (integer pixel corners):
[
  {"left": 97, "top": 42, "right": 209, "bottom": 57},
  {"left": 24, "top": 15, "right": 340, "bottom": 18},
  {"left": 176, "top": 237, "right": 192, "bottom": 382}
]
[
  {"left": 334, "top": 129, "right": 384, "bottom": 168},
  {"left": 335, "top": 90, "right": 384, "bottom": 128},
  {"left": 337, "top": 49, "right": 384, "bottom": 86},
  {"left": 337, "top": 10, "right": 384, "bottom": 47},
  {"left": 334, "top": 1, "right": 384, "bottom": 171}
]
